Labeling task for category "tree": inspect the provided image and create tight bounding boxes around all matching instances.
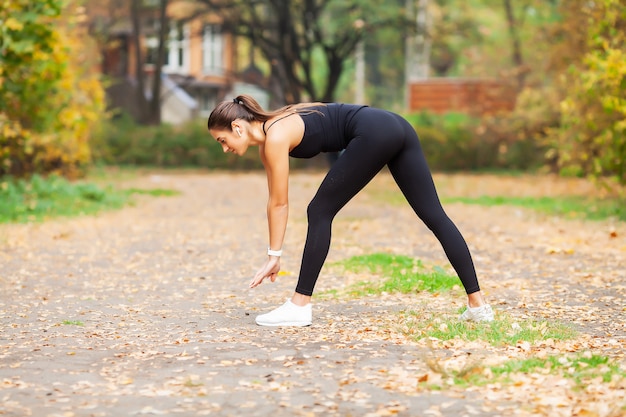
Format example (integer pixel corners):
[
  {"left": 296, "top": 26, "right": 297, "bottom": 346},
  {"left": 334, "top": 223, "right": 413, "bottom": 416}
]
[
  {"left": 198, "top": 0, "right": 404, "bottom": 104},
  {"left": 426, "top": 0, "right": 481, "bottom": 76},
  {"left": 86, "top": 0, "right": 172, "bottom": 125},
  {"left": 545, "top": 0, "right": 626, "bottom": 186},
  {"left": 0, "top": 0, "right": 106, "bottom": 177},
  {"left": 130, "top": 0, "right": 169, "bottom": 125},
  {"left": 502, "top": 0, "right": 525, "bottom": 90}
]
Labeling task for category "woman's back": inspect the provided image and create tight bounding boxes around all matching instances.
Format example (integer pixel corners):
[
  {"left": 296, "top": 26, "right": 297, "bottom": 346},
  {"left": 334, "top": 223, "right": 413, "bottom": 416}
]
[{"left": 289, "top": 103, "right": 368, "bottom": 158}]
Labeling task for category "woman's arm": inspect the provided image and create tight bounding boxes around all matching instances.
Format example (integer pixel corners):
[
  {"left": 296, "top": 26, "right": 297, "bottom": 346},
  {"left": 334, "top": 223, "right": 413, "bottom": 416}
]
[
  {"left": 249, "top": 130, "right": 292, "bottom": 289},
  {"left": 263, "top": 136, "right": 291, "bottom": 253}
]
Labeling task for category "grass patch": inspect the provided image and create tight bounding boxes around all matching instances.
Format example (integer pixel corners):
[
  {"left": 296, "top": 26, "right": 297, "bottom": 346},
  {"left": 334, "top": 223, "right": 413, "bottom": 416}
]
[
  {"left": 368, "top": 187, "right": 625, "bottom": 221},
  {"left": 60, "top": 320, "right": 84, "bottom": 326},
  {"left": 323, "top": 253, "right": 460, "bottom": 298},
  {"left": 402, "top": 309, "right": 577, "bottom": 347},
  {"left": 400, "top": 311, "right": 621, "bottom": 391},
  {"left": 421, "top": 352, "right": 626, "bottom": 390},
  {"left": 490, "top": 354, "right": 626, "bottom": 387},
  {"left": 0, "top": 174, "right": 178, "bottom": 223},
  {"left": 445, "top": 195, "right": 626, "bottom": 221},
  {"left": 446, "top": 353, "right": 626, "bottom": 389},
  {"left": 125, "top": 187, "right": 179, "bottom": 197}
]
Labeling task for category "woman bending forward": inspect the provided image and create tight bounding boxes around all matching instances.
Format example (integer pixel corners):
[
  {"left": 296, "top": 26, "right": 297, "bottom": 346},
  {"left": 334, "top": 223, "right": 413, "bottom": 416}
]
[{"left": 207, "top": 95, "right": 494, "bottom": 326}]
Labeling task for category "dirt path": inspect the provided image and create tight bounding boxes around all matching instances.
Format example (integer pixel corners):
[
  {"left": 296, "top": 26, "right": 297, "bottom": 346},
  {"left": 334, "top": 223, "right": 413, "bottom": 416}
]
[{"left": 1, "top": 171, "right": 624, "bottom": 417}]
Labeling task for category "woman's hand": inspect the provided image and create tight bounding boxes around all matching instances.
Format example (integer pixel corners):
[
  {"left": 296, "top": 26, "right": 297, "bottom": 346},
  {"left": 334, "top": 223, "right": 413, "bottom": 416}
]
[{"left": 249, "top": 257, "right": 281, "bottom": 289}]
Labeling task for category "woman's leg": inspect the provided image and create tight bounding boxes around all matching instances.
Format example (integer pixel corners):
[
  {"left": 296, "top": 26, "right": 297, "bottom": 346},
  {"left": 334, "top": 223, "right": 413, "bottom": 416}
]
[
  {"left": 386, "top": 119, "right": 482, "bottom": 297},
  {"left": 294, "top": 113, "right": 407, "bottom": 298}
]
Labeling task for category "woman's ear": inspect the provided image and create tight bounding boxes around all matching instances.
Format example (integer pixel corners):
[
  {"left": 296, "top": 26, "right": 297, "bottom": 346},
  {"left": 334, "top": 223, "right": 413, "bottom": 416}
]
[{"left": 231, "top": 121, "right": 242, "bottom": 136}]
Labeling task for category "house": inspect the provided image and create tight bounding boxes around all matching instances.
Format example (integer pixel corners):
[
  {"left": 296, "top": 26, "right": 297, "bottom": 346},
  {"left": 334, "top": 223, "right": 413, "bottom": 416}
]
[{"left": 88, "top": 0, "right": 268, "bottom": 124}]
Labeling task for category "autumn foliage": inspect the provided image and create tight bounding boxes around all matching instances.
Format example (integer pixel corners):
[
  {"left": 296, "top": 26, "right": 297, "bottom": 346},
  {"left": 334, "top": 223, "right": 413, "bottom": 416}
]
[
  {"left": 0, "top": 0, "right": 106, "bottom": 178},
  {"left": 545, "top": 0, "right": 626, "bottom": 186}
]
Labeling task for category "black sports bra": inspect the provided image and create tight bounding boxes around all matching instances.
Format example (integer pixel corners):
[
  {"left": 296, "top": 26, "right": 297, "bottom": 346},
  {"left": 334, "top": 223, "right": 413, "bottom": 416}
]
[{"left": 290, "top": 104, "right": 367, "bottom": 158}]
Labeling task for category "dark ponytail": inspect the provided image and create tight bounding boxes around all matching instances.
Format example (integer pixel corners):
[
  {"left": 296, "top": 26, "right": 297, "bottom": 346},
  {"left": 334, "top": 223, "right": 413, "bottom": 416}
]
[{"left": 207, "top": 94, "right": 274, "bottom": 132}]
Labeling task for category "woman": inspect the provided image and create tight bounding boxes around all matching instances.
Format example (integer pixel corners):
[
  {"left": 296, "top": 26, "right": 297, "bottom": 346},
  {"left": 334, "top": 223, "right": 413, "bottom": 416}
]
[{"left": 207, "top": 95, "right": 494, "bottom": 326}]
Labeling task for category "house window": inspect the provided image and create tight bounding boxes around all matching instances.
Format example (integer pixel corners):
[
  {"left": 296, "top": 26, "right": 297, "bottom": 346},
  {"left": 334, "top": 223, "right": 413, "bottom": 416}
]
[
  {"left": 197, "top": 90, "right": 218, "bottom": 117},
  {"left": 145, "top": 21, "right": 189, "bottom": 73},
  {"left": 164, "top": 21, "right": 189, "bottom": 73},
  {"left": 202, "top": 24, "right": 223, "bottom": 75},
  {"left": 145, "top": 37, "right": 159, "bottom": 65}
]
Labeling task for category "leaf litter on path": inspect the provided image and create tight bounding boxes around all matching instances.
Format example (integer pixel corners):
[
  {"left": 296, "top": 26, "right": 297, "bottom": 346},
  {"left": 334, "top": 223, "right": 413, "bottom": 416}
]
[{"left": 0, "top": 171, "right": 624, "bottom": 417}]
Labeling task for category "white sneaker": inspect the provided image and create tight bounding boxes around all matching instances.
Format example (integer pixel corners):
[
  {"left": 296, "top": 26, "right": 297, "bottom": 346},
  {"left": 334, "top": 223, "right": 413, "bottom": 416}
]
[
  {"left": 460, "top": 304, "right": 494, "bottom": 322},
  {"left": 255, "top": 299, "right": 312, "bottom": 327}
]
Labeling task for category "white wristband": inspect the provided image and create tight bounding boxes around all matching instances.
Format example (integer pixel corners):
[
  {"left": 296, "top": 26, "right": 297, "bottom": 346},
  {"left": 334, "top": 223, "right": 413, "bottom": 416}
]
[{"left": 267, "top": 247, "right": 283, "bottom": 257}]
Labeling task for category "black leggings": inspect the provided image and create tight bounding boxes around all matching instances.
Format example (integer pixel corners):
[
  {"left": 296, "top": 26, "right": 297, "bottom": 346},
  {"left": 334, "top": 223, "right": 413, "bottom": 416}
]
[{"left": 294, "top": 108, "right": 481, "bottom": 296}]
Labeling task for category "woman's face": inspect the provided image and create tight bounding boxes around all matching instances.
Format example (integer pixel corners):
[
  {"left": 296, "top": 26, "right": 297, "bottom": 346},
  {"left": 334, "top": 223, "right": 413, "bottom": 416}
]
[{"left": 210, "top": 126, "right": 247, "bottom": 156}]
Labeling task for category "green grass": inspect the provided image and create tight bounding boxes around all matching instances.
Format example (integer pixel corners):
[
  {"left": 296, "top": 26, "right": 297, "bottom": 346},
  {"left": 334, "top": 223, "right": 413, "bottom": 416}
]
[
  {"left": 445, "top": 195, "right": 626, "bottom": 222},
  {"left": 125, "top": 187, "right": 179, "bottom": 197},
  {"left": 402, "top": 310, "right": 577, "bottom": 347},
  {"left": 490, "top": 354, "right": 625, "bottom": 386},
  {"left": 325, "top": 254, "right": 577, "bottom": 348},
  {"left": 60, "top": 320, "right": 84, "bottom": 326},
  {"left": 0, "top": 175, "right": 178, "bottom": 223},
  {"left": 406, "top": 313, "right": 610, "bottom": 391},
  {"left": 369, "top": 187, "right": 626, "bottom": 221},
  {"left": 445, "top": 353, "right": 626, "bottom": 389},
  {"left": 322, "top": 253, "right": 460, "bottom": 298}
]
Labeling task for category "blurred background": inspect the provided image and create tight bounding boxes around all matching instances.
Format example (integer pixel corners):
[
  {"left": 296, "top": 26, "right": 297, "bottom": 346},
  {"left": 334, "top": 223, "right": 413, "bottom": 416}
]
[{"left": 1, "top": 0, "right": 624, "bottom": 183}]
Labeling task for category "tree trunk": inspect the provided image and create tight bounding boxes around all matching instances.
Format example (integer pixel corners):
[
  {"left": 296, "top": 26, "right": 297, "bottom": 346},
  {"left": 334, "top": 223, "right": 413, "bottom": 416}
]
[
  {"left": 147, "top": 0, "right": 169, "bottom": 125},
  {"left": 130, "top": 0, "right": 168, "bottom": 125},
  {"left": 130, "top": 0, "right": 149, "bottom": 123},
  {"left": 503, "top": 0, "right": 525, "bottom": 90},
  {"left": 321, "top": 53, "right": 343, "bottom": 102},
  {"left": 415, "top": 0, "right": 431, "bottom": 80}
]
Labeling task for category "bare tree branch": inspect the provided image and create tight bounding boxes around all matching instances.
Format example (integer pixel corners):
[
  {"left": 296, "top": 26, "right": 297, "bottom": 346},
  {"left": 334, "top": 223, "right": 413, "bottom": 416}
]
[{"left": 195, "top": 0, "right": 391, "bottom": 103}]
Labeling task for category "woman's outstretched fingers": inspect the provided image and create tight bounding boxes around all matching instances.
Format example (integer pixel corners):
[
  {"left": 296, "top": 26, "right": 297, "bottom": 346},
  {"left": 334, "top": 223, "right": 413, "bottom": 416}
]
[
  {"left": 249, "top": 268, "right": 267, "bottom": 288},
  {"left": 249, "top": 259, "right": 280, "bottom": 288}
]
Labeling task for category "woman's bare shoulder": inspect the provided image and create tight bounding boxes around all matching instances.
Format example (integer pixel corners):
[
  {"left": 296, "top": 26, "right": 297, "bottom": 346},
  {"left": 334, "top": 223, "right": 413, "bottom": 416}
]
[{"left": 265, "top": 113, "right": 305, "bottom": 151}]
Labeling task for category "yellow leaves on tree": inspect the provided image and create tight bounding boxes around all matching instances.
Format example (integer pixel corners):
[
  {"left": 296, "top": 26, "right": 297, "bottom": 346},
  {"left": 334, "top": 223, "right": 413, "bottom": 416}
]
[
  {"left": 0, "top": 0, "right": 106, "bottom": 178},
  {"left": 546, "top": 0, "right": 626, "bottom": 187}
]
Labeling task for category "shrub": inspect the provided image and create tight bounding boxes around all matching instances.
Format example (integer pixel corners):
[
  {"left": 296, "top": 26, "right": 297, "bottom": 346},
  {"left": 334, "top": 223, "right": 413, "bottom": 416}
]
[
  {"left": 545, "top": 0, "right": 626, "bottom": 186},
  {"left": 406, "top": 110, "right": 546, "bottom": 171},
  {"left": 0, "top": 174, "right": 127, "bottom": 223},
  {"left": 94, "top": 114, "right": 265, "bottom": 170},
  {"left": 94, "top": 113, "right": 330, "bottom": 170},
  {"left": 0, "top": 0, "right": 106, "bottom": 178}
]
